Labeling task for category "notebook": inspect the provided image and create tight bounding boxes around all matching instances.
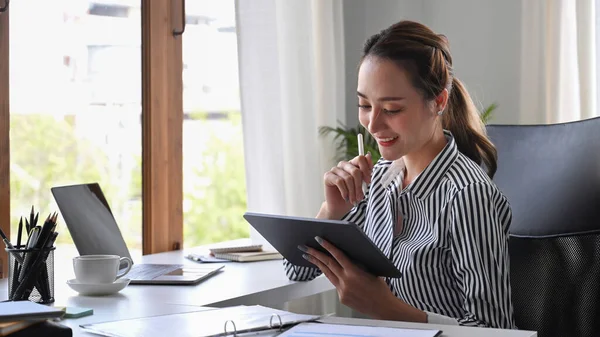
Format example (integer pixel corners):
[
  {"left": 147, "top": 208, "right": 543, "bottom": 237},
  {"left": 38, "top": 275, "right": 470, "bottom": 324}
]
[
  {"left": 0, "top": 301, "right": 65, "bottom": 323},
  {"left": 0, "top": 320, "right": 44, "bottom": 336},
  {"left": 212, "top": 251, "right": 283, "bottom": 262},
  {"left": 208, "top": 244, "right": 263, "bottom": 255}
]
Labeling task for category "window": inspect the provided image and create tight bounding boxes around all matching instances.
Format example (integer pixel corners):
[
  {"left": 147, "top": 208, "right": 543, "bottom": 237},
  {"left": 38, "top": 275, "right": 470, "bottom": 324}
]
[
  {"left": 182, "top": 0, "right": 248, "bottom": 248},
  {"left": 9, "top": 0, "right": 142, "bottom": 261}
]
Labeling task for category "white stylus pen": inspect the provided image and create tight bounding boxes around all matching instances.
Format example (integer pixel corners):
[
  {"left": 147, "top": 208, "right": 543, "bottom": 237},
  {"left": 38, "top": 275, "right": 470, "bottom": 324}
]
[{"left": 357, "top": 133, "right": 368, "bottom": 195}]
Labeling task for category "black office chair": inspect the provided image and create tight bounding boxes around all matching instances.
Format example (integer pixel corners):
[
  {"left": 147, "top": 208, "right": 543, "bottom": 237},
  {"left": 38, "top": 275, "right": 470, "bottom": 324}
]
[{"left": 487, "top": 116, "right": 600, "bottom": 337}]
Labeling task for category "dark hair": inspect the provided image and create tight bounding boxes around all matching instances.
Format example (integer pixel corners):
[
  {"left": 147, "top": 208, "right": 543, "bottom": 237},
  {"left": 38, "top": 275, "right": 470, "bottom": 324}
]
[{"left": 361, "top": 20, "right": 497, "bottom": 178}]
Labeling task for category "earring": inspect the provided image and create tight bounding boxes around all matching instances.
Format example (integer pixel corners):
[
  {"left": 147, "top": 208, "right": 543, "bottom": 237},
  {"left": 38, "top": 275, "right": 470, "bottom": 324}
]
[{"left": 437, "top": 110, "right": 443, "bottom": 115}]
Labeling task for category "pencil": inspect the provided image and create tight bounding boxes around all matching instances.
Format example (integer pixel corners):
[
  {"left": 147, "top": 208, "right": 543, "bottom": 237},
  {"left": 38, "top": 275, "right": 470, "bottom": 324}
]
[
  {"left": 29, "top": 206, "right": 34, "bottom": 232},
  {"left": 16, "top": 217, "right": 23, "bottom": 248}
]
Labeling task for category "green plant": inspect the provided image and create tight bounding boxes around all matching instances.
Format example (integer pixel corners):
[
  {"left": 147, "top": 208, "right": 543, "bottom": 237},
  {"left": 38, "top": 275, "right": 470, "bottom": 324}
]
[
  {"left": 318, "top": 123, "right": 381, "bottom": 163},
  {"left": 480, "top": 102, "right": 497, "bottom": 125},
  {"left": 320, "top": 103, "right": 497, "bottom": 161}
]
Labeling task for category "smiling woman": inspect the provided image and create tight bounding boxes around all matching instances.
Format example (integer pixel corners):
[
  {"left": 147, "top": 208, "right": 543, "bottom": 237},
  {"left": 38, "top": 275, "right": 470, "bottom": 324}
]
[{"left": 284, "top": 20, "right": 515, "bottom": 329}]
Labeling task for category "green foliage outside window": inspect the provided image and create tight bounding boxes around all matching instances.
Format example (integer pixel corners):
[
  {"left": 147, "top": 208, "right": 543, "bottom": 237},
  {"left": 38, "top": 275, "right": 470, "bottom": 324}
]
[{"left": 10, "top": 113, "right": 249, "bottom": 249}]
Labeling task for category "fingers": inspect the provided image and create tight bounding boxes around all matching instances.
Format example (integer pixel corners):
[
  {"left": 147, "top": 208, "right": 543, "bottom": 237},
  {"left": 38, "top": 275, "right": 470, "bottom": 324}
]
[
  {"left": 315, "top": 236, "right": 353, "bottom": 270},
  {"left": 325, "top": 167, "right": 353, "bottom": 203},
  {"left": 338, "top": 161, "right": 363, "bottom": 202},
  {"left": 302, "top": 245, "right": 344, "bottom": 276},
  {"left": 350, "top": 152, "right": 374, "bottom": 185},
  {"left": 300, "top": 249, "right": 340, "bottom": 287},
  {"left": 324, "top": 153, "right": 374, "bottom": 204}
]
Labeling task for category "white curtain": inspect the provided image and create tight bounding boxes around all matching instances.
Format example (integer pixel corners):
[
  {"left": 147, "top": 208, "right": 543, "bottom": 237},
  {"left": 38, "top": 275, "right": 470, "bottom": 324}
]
[
  {"left": 235, "top": 0, "right": 348, "bottom": 315},
  {"left": 520, "top": 0, "right": 599, "bottom": 124},
  {"left": 236, "top": 0, "right": 345, "bottom": 243}
]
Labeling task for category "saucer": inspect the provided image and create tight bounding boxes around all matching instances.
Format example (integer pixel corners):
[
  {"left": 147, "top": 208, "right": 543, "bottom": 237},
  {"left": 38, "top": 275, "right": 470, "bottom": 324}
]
[{"left": 66, "top": 278, "right": 130, "bottom": 296}]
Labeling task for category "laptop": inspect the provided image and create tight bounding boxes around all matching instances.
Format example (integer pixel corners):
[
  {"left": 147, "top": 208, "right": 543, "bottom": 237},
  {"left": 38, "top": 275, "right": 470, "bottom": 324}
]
[{"left": 51, "top": 183, "right": 224, "bottom": 285}]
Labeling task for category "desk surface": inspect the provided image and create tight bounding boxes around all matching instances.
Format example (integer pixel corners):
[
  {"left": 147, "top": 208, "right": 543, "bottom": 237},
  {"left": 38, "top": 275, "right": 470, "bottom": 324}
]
[
  {"left": 320, "top": 316, "right": 537, "bottom": 337},
  {"left": 0, "top": 246, "right": 334, "bottom": 336},
  {"left": 0, "top": 245, "right": 536, "bottom": 337}
]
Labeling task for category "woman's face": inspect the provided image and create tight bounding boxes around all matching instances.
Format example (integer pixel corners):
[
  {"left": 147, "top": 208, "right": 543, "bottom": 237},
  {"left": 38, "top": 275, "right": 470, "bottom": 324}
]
[{"left": 357, "top": 56, "right": 442, "bottom": 161}]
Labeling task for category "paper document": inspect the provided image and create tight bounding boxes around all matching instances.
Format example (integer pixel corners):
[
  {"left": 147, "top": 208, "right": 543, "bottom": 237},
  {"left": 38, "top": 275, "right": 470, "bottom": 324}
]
[
  {"left": 278, "top": 322, "right": 441, "bottom": 337},
  {"left": 80, "top": 305, "right": 320, "bottom": 337}
]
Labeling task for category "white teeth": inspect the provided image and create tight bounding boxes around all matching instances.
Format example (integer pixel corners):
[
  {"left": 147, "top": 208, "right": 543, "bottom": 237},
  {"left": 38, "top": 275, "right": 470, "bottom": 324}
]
[{"left": 379, "top": 136, "right": 398, "bottom": 142}]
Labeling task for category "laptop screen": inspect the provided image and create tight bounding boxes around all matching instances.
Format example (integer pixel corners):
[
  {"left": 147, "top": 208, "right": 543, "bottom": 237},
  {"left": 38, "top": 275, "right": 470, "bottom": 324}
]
[{"left": 51, "top": 183, "right": 132, "bottom": 260}]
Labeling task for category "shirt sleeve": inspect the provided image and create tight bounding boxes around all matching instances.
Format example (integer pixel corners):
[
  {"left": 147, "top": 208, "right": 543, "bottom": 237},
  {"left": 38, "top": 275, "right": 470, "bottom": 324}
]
[
  {"left": 283, "top": 182, "right": 371, "bottom": 281},
  {"left": 448, "top": 182, "right": 515, "bottom": 328},
  {"left": 426, "top": 311, "right": 460, "bottom": 325}
]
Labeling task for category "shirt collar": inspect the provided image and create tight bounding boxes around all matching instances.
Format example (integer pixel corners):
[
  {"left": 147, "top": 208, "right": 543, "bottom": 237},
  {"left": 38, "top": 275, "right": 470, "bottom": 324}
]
[
  {"left": 381, "top": 130, "right": 459, "bottom": 200},
  {"left": 409, "top": 130, "right": 459, "bottom": 199}
]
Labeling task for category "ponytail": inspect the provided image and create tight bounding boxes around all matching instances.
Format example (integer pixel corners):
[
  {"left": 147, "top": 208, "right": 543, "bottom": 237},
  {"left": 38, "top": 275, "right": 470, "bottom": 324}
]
[{"left": 443, "top": 78, "right": 497, "bottom": 178}]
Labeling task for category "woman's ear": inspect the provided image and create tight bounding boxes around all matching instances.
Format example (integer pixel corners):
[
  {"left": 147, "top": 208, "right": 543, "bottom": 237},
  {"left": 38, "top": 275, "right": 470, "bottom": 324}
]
[{"left": 435, "top": 89, "right": 449, "bottom": 114}]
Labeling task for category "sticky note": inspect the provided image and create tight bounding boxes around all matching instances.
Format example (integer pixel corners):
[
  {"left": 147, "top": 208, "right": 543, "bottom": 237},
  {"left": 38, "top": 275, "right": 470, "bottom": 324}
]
[{"left": 64, "top": 307, "right": 93, "bottom": 318}]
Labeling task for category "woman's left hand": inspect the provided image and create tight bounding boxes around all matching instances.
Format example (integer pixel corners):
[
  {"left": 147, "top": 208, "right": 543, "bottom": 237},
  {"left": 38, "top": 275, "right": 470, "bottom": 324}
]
[{"left": 299, "top": 236, "right": 398, "bottom": 318}]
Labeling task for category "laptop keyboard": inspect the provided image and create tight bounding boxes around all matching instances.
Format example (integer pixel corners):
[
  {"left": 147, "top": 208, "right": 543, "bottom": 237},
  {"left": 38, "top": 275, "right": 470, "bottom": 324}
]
[{"left": 126, "top": 264, "right": 183, "bottom": 280}]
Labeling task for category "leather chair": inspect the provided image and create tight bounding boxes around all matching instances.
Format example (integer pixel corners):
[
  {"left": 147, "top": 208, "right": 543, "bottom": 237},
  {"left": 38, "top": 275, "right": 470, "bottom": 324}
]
[{"left": 486, "top": 116, "right": 600, "bottom": 337}]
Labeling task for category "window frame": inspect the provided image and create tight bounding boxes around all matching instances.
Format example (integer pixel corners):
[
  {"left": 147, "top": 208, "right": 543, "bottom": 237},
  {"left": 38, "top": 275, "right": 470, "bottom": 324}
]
[
  {"left": 0, "top": 6, "right": 10, "bottom": 278},
  {"left": 0, "top": 0, "right": 185, "bottom": 276},
  {"left": 141, "top": 0, "right": 184, "bottom": 254}
]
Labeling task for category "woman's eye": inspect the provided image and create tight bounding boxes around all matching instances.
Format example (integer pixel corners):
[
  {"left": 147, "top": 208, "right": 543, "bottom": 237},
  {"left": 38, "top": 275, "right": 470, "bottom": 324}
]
[
  {"left": 357, "top": 104, "right": 371, "bottom": 110},
  {"left": 383, "top": 108, "right": 403, "bottom": 114}
]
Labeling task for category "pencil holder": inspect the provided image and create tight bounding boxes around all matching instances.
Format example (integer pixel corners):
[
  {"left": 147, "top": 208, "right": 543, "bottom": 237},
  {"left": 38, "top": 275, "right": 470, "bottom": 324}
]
[{"left": 6, "top": 245, "right": 55, "bottom": 304}]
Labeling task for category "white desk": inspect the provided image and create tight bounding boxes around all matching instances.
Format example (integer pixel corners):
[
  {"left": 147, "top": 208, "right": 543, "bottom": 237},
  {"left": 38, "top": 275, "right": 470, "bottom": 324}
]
[
  {"left": 0, "top": 248, "right": 334, "bottom": 336},
  {"left": 319, "top": 316, "right": 537, "bottom": 337},
  {"left": 0, "top": 248, "right": 537, "bottom": 337}
]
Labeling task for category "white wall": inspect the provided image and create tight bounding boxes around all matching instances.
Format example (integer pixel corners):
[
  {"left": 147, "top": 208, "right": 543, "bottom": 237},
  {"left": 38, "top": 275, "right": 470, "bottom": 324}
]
[
  {"left": 342, "top": 0, "right": 366, "bottom": 129},
  {"left": 424, "top": 0, "right": 521, "bottom": 125},
  {"left": 343, "top": 0, "right": 522, "bottom": 126}
]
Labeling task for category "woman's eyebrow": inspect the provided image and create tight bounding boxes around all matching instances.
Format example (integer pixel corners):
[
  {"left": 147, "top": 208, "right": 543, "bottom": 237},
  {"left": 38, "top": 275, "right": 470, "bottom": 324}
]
[{"left": 357, "top": 91, "right": 405, "bottom": 102}]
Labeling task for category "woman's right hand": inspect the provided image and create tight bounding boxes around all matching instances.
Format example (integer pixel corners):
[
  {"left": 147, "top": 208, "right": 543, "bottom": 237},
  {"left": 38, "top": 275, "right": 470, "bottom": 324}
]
[{"left": 321, "top": 153, "right": 374, "bottom": 219}]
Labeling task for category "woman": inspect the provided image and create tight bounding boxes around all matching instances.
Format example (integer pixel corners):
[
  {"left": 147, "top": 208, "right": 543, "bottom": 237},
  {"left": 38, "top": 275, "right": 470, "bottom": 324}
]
[{"left": 284, "top": 20, "right": 515, "bottom": 329}]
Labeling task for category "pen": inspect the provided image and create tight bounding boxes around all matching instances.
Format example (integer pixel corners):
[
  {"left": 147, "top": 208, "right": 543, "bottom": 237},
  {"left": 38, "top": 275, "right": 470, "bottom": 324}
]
[
  {"left": 0, "top": 226, "right": 14, "bottom": 250},
  {"left": 0, "top": 224, "right": 24, "bottom": 282},
  {"left": 357, "top": 133, "right": 368, "bottom": 195},
  {"left": 39, "top": 231, "right": 59, "bottom": 302},
  {"left": 33, "top": 212, "right": 39, "bottom": 229},
  {"left": 14, "top": 213, "right": 58, "bottom": 301}
]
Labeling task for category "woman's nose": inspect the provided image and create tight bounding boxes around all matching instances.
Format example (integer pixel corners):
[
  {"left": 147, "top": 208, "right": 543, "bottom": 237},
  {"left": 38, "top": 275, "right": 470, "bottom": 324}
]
[{"left": 368, "top": 107, "right": 384, "bottom": 133}]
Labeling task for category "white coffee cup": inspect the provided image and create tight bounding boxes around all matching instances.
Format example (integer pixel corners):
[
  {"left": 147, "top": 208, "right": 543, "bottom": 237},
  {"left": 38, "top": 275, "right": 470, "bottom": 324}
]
[{"left": 73, "top": 255, "right": 133, "bottom": 284}]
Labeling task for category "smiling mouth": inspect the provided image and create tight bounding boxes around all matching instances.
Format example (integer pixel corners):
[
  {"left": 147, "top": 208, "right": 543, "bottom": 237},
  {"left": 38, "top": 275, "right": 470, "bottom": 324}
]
[{"left": 377, "top": 136, "right": 399, "bottom": 147}]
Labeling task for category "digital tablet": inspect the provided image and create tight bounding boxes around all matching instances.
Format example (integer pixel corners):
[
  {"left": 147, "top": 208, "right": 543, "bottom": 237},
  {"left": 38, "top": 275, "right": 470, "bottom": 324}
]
[{"left": 243, "top": 212, "right": 402, "bottom": 278}]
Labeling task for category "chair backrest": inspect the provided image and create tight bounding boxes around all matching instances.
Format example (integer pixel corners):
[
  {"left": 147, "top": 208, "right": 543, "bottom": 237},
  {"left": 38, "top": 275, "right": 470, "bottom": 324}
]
[{"left": 486, "top": 116, "right": 600, "bottom": 337}]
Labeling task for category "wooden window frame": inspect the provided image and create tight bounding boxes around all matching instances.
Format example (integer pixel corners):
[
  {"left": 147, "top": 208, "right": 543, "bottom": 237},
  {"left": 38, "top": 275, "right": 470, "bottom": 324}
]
[
  {"left": 0, "top": 1, "right": 185, "bottom": 276},
  {"left": 0, "top": 7, "right": 9, "bottom": 277},
  {"left": 141, "top": 0, "right": 184, "bottom": 254}
]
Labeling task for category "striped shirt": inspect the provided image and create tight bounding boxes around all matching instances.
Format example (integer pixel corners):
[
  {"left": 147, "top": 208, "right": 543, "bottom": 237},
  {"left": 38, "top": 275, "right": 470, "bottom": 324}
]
[{"left": 284, "top": 130, "right": 516, "bottom": 328}]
